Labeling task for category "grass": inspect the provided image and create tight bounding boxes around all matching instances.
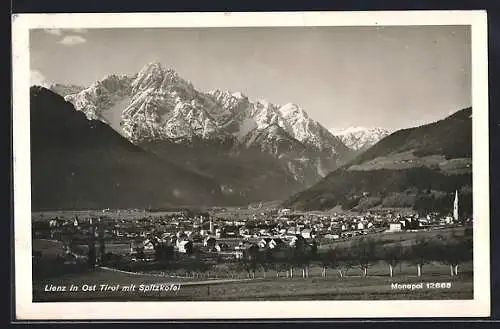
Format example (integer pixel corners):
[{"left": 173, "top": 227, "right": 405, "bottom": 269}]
[
  {"left": 32, "top": 239, "right": 65, "bottom": 257},
  {"left": 318, "top": 226, "right": 465, "bottom": 250},
  {"left": 32, "top": 260, "right": 473, "bottom": 302}
]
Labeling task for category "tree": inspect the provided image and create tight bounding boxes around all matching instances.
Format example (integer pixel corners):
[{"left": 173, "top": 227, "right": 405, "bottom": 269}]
[
  {"left": 268, "top": 246, "right": 290, "bottom": 278},
  {"left": 241, "top": 244, "right": 259, "bottom": 279},
  {"left": 258, "top": 248, "right": 274, "bottom": 278},
  {"left": 319, "top": 248, "right": 333, "bottom": 278},
  {"left": 335, "top": 247, "right": 356, "bottom": 279},
  {"left": 379, "top": 242, "right": 405, "bottom": 277},
  {"left": 435, "top": 235, "right": 472, "bottom": 277},
  {"left": 408, "top": 237, "right": 435, "bottom": 277},
  {"left": 87, "top": 241, "right": 96, "bottom": 268},
  {"left": 320, "top": 247, "right": 339, "bottom": 278},
  {"left": 154, "top": 242, "right": 175, "bottom": 264},
  {"left": 291, "top": 236, "right": 317, "bottom": 279},
  {"left": 351, "top": 237, "right": 378, "bottom": 278},
  {"left": 188, "top": 254, "right": 213, "bottom": 278}
]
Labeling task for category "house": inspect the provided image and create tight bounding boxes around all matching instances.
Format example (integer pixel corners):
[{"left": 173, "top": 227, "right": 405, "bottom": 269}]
[
  {"left": 258, "top": 238, "right": 272, "bottom": 248},
  {"left": 258, "top": 238, "right": 283, "bottom": 249},
  {"left": 142, "top": 239, "right": 156, "bottom": 252},
  {"left": 235, "top": 241, "right": 256, "bottom": 251},
  {"left": 280, "top": 208, "right": 291, "bottom": 215},
  {"left": 443, "top": 216, "right": 454, "bottom": 224},
  {"left": 176, "top": 240, "right": 193, "bottom": 254},
  {"left": 268, "top": 238, "right": 284, "bottom": 249},
  {"left": 301, "top": 229, "right": 314, "bottom": 239},
  {"left": 258, "top": 229, "right": 269, "bottom": 236},
  {"left": 203, "top": 236, "right": 217, "bottom": 248},
  {"left": 418, "top": 218, "right": 429, "bottom": 227},
  {"left": 288, "top": 236, "right": 299, "bottom": 247},
  {"left": 161, "top": 232, "right": 172, "bottom": 239},
  {"left": 387, "top": 223, "right": 402, "bottom": 232},
  {"left": 357, "top": 222, "right": 365, "bottom": 230}
]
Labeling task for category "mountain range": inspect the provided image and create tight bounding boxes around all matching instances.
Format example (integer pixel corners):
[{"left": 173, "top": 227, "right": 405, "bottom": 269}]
[
  {"left": 284, "top": 107, "right": 473, "bottom": 215},
  {"left": 36, "top": 62, "right": 472, "bottom": 213},
  {"left": 60, "top": 62, "right": 352, "bottom": 203}
]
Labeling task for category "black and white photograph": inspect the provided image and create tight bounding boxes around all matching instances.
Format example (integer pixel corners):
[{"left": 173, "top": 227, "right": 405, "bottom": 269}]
[{"left": 12, "top": 11, "right": 490, "bottom": 319}]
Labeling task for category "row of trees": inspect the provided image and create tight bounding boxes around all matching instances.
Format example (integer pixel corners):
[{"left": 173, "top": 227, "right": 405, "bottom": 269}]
[
  {"left": 238, "top": 234, "right": 472, "bottom": 279},
  {"left": 74, "top": 230, "right": 471, "bottom": 281}
]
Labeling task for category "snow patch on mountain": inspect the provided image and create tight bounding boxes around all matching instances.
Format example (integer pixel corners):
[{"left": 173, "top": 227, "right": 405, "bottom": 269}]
[
  {"left": 64, "top": 62, "right": 353, "bottom": 188},
  {"left": 330, "top": 126, "right": 390, "bottom": 151}
]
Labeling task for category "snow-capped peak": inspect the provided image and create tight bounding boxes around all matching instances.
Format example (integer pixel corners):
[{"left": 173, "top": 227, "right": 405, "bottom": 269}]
[
  {"left": 332, "top": 126, "right": 370, "bottom": 135},
  {"left": 278, "top": 103, "right": 308, "bottom": 119},
  {"left": 63, "top": 61, "right": 351, "bottom": 159},
  {"left": 330, "top": 126, "right": 390, "bottom": 151},
  {"left": 231, "top": 91, "right": 246, "bottom": 99}
]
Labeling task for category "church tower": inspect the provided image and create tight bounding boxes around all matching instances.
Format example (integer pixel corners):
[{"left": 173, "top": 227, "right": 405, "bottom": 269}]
[{"left": 453, "top": 190, "right": 459, "bottom": 222}]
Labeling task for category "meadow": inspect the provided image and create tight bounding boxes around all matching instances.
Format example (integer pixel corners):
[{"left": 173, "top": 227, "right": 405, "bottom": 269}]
[{"left": 33, "top": 263, "right": 473, "bottom": 301}]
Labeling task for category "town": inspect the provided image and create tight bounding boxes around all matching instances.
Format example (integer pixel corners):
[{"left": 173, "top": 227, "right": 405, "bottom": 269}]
[{"left": 32, "top": 200, "right": 471, "bottom": 269}]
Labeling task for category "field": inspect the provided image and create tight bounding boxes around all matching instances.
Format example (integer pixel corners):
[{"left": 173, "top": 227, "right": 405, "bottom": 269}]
[
  {"left": 347, "top": 150, "right": 472, "bottom": 175},
  {"left": 32, "top": 251, "right": 474, "bottom": 302},
  {"left": 318, "top": 226, "right": 466, "bottom": 250},
  {"left": 33, "top": 263, "right": 473, "bottom": 301}
]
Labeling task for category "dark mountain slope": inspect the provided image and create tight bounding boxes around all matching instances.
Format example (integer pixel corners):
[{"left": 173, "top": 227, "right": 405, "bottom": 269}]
[
  {"left": 284, "top": 108, "right": 473, "bottom": 215},
  {"left": 353, "top": 107, "right": 472, "bottom": 165},
  {"left": 30, "top": 86, "right": 223, "bottom": 210},
  {"left": 284, "top": 167, "right": 472, "bottom": 215},
  {"left": 139, "top": 135, "right": 302, "bottom": 205}
]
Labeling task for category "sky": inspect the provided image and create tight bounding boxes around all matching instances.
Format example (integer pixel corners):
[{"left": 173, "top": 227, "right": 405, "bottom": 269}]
[{"left": 30, "top": 26, "right": 471, "bottom": 131}]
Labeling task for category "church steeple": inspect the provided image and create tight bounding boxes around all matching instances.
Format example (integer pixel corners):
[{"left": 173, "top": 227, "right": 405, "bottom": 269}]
[{"left": 453, "top": 190, "right": 459, "bottom": 222}]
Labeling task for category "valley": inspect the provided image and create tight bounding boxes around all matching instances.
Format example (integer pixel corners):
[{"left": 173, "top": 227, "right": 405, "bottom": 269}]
[{"left": 31, "top": 61, "right": 473, "bottom": 302}]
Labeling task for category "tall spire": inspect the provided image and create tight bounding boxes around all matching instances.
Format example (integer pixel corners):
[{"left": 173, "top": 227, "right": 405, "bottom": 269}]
[{"left": 453, "top": 190, "right": 459, "bottom": 221}]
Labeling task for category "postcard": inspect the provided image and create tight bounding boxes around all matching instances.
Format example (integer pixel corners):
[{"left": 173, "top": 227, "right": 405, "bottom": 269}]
[{"left": 12, "top": 10, "right": 490, "bottom": 320}]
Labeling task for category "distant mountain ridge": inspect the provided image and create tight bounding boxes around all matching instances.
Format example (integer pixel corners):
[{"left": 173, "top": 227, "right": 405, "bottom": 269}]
[
  {"left": 49, "top": 83, "right": 85, "bottom": 97},
  {"left": 62, "top": 62, "right": 352, "bottom": 202},
  {"left": 284, "top": 108, "right": 473, "bottom": 215},
  {"left": 331, "top": 127, "right": 390, "bottom": 151}
]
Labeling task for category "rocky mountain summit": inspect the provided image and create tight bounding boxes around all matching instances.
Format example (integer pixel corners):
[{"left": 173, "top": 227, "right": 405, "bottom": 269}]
[{"left": 63, "top": 62, "right": 352, "bottom": 202}]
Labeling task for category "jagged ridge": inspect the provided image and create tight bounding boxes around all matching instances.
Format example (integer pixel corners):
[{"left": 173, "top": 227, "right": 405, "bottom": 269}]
[{"left": 61, "top": 62, "right": 353, "bottom": 201}]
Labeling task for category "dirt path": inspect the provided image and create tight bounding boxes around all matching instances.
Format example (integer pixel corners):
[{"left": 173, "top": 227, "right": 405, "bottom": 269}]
[{"left": 99, "top": 266, "right": 264, "bottom": 286}]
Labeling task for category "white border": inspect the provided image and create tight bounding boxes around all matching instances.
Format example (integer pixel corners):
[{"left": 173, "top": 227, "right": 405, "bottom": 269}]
[{"left": 12, "top": 11, "right": 490, "bottom": 320}]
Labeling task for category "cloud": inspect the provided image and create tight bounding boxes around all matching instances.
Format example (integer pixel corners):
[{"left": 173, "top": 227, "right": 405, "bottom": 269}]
[
  {"left": 70, "top": 28, "right": 88, "bottom": 33},
  {"left": 58, "top": 35, "right": 87, "bottom": 46},
  {"left": 30, "top": 69, "right": 53, "bottom": 88},
  {"left": 44, "top": 28, "right": 62, "bottom": 36},
  {"left": 44, "top": 28, "right": 88, "bottom": 36}
]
